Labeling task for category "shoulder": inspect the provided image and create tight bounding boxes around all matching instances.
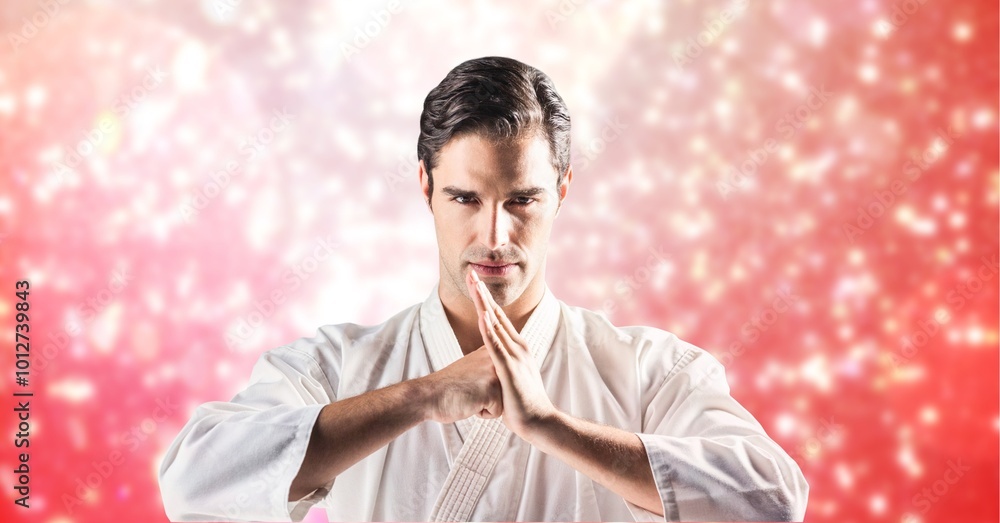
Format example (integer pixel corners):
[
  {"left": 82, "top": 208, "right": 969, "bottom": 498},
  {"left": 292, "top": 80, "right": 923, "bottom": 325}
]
[
  {"left": 557, "top": 301, "right": 720, "bottom": 389},
  {"left": 257, "top": 302, "right": 422, "bottom": 387}
]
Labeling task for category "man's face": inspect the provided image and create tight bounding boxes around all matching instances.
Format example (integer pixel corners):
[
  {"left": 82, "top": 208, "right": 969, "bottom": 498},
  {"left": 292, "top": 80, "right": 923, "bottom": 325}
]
[{"left": 421, "top": 131, "right": 569, "bottom": 307}]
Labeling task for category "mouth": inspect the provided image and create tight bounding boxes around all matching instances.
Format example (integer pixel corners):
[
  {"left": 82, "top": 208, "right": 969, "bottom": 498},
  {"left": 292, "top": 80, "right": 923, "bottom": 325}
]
[{"left": 469, "top": 262, "right": 517, "bottom": 277}]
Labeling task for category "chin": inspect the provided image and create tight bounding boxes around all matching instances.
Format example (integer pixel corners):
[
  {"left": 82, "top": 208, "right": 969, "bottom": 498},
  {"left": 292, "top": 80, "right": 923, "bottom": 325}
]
[{"left": 494, "top": 280, "right": 526, "bottom": 305}]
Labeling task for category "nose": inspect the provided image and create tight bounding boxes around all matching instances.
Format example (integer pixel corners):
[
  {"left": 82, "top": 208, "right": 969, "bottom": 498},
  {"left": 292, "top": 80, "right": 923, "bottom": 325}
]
[{"left": 480, "top": 204, "right": 513, "bottom": 251}]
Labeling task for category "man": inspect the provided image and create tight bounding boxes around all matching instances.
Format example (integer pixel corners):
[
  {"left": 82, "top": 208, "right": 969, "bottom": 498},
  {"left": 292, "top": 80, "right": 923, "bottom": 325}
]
[{"left": 159, "top": 56, "right": 809, "bottom": 522}]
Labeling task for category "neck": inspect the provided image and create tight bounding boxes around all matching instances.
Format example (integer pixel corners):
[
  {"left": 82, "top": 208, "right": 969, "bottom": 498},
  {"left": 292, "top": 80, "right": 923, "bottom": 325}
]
[{"left": 439, "top": 272, "right": 546, "bottom": 355}]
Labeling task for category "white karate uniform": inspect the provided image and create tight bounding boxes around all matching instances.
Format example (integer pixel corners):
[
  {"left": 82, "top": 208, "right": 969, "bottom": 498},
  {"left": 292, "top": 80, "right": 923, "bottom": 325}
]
[{"left": 158, "top": 284, "right": 808, "bottom": 522}]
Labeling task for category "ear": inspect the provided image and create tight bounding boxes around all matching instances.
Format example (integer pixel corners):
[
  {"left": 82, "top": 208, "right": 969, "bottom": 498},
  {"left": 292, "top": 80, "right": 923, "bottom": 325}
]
[
  {"left": 555, "top": 165, "right": 573, "bottom": 217},
  {"left": 418, "top": 159, "right": 432, "bottom": 210}
]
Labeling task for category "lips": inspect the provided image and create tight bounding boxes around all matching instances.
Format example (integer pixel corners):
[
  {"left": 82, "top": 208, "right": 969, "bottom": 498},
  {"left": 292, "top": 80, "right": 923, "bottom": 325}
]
[{"left": 470, "top": 262, "right": 517, "bottom": 277}]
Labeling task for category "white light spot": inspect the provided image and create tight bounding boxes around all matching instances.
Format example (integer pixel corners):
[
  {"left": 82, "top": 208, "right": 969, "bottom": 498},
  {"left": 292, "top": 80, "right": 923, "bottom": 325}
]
[
  {"left": 972, "top": 108, "right": 994, "bottom": 129},
  {"left": 869, "top": 494, "right": 886, "bottom": 514},
  {"left": 775, "top": 413, "right": 796, "bottom": 436},
  {"left": 25, "top": 85, "right": 47, "bottom": 109},
  {"left": 920, "top": 406, "right": 938, "bottom": 424},
  {"left": 809, "top": 18, "right": 828, "bottom": 46},
  {"left": 952, "top": 22, "right": 972, "bottom": 41},
  {"left": 48, "top": 378, "right": 95, "bottom": 403},
  {"left": 172, "top": 41, "right": 208, "bottom": 91},
  {"left": 859, "top": 64, "right": 879, "bottom": 83}
]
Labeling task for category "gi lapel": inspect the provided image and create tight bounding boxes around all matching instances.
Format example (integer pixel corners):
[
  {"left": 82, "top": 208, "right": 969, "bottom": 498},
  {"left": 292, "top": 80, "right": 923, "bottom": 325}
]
[
  {"left": 420, "top": 283, "right": 561, "bottom": 522},
  {"left": 420, "top": 284, "right": 476, "bottom": 443}
]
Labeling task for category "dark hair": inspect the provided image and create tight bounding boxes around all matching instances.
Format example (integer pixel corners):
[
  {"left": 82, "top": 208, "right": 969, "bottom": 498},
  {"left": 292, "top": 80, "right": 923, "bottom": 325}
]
[{"left": 417, "top": 56, "right": 571, "bottom": 202}]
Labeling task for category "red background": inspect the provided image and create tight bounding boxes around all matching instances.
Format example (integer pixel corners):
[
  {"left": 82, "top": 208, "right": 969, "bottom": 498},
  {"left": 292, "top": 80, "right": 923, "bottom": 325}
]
[{"left": 0, "top": 0, "right": 997, "bottom": 522}]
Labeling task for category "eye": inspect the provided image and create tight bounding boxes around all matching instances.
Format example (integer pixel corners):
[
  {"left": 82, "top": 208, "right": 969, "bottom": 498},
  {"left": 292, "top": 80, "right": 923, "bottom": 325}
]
[
  {"left": 510, "top": 197, "right": 535, "bottom": 206},
  {"left": 453, "top": 196, "right": 477, "bottom": 205}
]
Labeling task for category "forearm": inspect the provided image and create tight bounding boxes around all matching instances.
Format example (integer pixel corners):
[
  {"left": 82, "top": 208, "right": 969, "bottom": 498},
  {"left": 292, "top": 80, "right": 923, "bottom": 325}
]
[
  {"left": 289, "top": 378, "right": 432, "bottom": 500},
  {"left": 526, "top": 411, "right": 664, "bottom": 516}
]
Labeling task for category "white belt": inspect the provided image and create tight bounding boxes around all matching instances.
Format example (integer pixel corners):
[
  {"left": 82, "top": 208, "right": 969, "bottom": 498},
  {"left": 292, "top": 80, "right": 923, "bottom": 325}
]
[{"left": 429, "top": 417, "right": 512, "bottom": 521}]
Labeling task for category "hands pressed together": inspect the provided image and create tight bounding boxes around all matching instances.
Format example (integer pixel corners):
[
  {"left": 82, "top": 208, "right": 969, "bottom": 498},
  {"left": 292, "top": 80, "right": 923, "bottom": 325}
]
[
  {"left": 467, "top": 270, "right": 558, "bottom": 438},
  {"left": 368, "top": 273, "right": 664, "bottom": 515},
  {"left": 420, "top": 270, "right": 558, "bottom": 442}
]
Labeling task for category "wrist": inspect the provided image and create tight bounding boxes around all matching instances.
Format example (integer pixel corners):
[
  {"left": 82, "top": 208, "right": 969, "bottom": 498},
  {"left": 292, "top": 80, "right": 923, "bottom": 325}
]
[
  {"left": 522, "top": 408, "right": 567, "bottom": 450},
  {"left": 407, "top": 376, "right": 438, "bottom": 423}
]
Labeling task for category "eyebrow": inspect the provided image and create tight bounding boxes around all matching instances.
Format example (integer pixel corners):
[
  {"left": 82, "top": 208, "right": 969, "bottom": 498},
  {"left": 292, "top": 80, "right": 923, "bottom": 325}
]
[{"left": 440, "top": 185, "right": 548, "bottom": 199}]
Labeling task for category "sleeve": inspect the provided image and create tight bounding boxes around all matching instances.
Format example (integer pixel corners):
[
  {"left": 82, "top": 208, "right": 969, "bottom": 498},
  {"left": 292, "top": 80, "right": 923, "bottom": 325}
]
[
  {"left": 624, "top": 346, "right": 809, "bottom": 522},
  {"left": 158, "top": 345, "right": 339, "bottom": 522}
]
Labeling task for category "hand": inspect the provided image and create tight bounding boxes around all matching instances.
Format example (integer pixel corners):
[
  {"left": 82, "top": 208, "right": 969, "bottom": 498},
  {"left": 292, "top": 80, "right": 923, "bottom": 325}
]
[
  {"left": 419, "top": 345, "right": 504, "bottom": 424},
  {"left": 466, "top": 270, "right": 558, "bottom": 440}
]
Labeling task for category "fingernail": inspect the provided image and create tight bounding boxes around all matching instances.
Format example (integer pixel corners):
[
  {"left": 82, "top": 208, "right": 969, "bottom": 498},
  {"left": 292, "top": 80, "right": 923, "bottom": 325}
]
[{"left": 471, "top": 270, "right": 480, "bottom": 283}]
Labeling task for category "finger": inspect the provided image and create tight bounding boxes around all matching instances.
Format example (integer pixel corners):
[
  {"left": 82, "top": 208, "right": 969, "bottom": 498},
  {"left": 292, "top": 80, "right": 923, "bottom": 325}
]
[
  {"left": 478, "top": 311, "right": 504, "bottom": 358},
  {"left": 469, "top": 282, "right": 497, "bottom": 354},
  {"left": 479, "top": 311, "right": 512, "bottom": 371},
  {"left": 476, "top": 281, "right": 525, "bottom": 358},
  {"left": 488, "top": 304, "right": 522, "bottom": 359},
  {"left": 481, "top": 389, "right": 504, "bottom": 419},
  {"left": 479, "top": 398, "right": 503, "bottom": 419},
  {"left": 476, "top": 279, "right": 515, "bottom": 333},
  {"left": 467, "top": 271, "right": 488, "bottom": 316},
  {"left": 476, "top": 283, "right": 518, "bottom": 357},
  {"left": 475, "top": 281, "right": 505, "bottom": 333}
]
